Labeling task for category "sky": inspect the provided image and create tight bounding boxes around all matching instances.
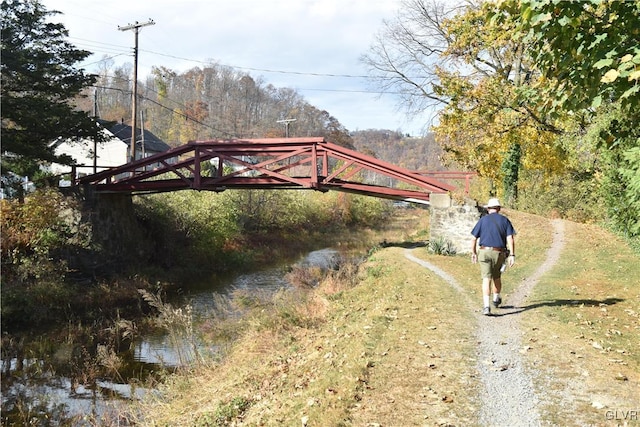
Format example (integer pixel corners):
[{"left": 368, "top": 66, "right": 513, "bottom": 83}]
[{"left": 41, "top": 0, "right": 438, "bottom": 136}]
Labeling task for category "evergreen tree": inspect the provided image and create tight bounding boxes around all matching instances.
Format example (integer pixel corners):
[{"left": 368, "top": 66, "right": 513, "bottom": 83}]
[{"left": 1, "top": 0, "right": 105, "bottom": 179}]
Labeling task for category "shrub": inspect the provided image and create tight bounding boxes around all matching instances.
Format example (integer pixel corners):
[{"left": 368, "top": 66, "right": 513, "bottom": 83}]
[
  {"left": 428, "top": 236, "right": 457, "bottom": 256},
  {"left": 1, "top": 188, "right": 86, "bottom": 287},
  {"left": 194, "top": 397, "right": 252, "bottom": 426},
  {"left": 516, "top": 170, "right": 603, "bottom": 223}
]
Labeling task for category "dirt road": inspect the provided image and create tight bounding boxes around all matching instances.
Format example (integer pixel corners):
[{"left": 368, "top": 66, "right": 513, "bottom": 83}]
[{"left": 406, "top": 219, "right": 566, "bottom": 426}]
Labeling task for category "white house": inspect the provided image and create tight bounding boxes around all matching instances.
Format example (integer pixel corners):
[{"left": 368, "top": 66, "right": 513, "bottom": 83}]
[{"left": 48, "top": 120, "right": 172, "bottom": 183}]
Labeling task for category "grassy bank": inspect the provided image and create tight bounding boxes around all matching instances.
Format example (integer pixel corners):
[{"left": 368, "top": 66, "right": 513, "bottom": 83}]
[
  {"left": 127, "top": 209, "right": 639, "bottom": 426},
  {"left": 0, "top": 188, "right": 394, "bottom": 333},
  {"left": 134, "top": 247, "right": 478, "bottom": 426},
  {"left": 519, "top": 220, "right": 640, "bottom": 425},
  {"left": 127, "top": 208, "right": 478, "bottom": 426}
]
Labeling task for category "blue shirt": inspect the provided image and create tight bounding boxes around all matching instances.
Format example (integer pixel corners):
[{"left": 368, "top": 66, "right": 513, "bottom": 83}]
[{"left": 471, "top": 213, "right": 516, "bottom": 248}]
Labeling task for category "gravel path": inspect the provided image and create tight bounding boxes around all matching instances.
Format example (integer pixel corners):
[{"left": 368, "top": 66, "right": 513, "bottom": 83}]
[{"left": 406, "top": 219, "right": 566, "bottom": 426}]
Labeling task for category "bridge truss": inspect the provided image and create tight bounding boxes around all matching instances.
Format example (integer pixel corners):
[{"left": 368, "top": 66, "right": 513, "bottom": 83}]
[{"left": 78, "top": 137, "right": 460, "bottom": 204}]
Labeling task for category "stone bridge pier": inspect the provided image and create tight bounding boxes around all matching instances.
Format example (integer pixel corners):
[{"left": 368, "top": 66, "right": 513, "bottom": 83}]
[
  {"left": 429, "top": 193, "right": 483, "bottom": 254},
  {"left": 80, "top": 187, "right": 152, "bottom": 264}
]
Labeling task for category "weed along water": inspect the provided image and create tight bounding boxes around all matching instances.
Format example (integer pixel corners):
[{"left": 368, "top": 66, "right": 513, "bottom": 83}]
[
  {"left": 0, "top": 247, "right": 344, "bottom": 424},
  {"left": 133, "top": 248, "right": 342, "bottom": 367}
]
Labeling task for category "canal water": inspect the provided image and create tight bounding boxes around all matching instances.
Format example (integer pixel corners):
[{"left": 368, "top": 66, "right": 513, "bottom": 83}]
[
  {"left": 133, "top": 247, "right": 342, "bottom": 366},
  {"left": 1, "top": 247, "right": 344, "bottom": 424}
]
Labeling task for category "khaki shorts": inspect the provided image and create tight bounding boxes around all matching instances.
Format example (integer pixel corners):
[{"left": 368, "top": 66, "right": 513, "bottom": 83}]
[{"left": 479, "top": 249, "right": 507, "bottom": 279}]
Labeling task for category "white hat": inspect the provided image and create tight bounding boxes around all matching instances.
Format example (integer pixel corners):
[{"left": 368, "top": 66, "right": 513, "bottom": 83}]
[{"left": 486, "top": 198, "right": 501, "bottom": 208}]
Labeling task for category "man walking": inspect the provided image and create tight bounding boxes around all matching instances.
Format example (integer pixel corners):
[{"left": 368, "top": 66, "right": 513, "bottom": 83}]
[{"left": 471, "top": 198, "right": 516, "bottom": 315}]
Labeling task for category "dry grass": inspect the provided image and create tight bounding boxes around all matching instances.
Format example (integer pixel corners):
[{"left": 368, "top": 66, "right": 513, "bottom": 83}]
[
  {"left": 344, "top": 248, "right": 478, "bottom": 426},
  {"left": 130, "top": 246, "right": 477, "bottom": 426},
  {"left": 519, "top": 220, "right": 640, "bottom": 426},
  {"left": 128, "top": 209, "right": 639, "bottom": 426}
]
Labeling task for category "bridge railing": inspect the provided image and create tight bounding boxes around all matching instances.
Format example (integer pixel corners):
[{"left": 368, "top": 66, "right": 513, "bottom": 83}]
[
  {"left": 418, "top": 171, "right": 477, "bottom": 195},
  {"left": 77, "top": 137, "right": 467, "bottom": 204}
]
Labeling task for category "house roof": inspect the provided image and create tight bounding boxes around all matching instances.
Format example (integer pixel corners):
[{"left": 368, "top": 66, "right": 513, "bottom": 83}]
[{"left": 99, "top": 120, "right": 171, "bottom": 153}]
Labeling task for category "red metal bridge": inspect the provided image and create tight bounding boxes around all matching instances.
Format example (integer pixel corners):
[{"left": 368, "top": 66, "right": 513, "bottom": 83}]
[{"left": 78, "top": 137, "right": 471, "bottom": 204}]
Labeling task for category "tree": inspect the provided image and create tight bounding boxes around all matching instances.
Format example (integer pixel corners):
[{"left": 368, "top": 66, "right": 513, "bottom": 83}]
[
  {"left": 491, "top": 0, "right": 640, "bottom": 235},
  {"left": 360, "top": 0, "right": 456, "bottom": 116},
  {"left": 501, "top": 141, "right": 521, "bottom": 205},
  {"left": 362, "top": 0, "right": 568, "bottom": 201},
  {"left": 1, "top": 0, "right": 105, "bottom": 179},
  {"left": 507, "top": 0, "right": 640, "bottom": 116}
]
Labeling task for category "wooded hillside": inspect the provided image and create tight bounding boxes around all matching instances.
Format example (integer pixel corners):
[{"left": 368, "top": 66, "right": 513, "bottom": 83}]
[
  {"left": 82, "top": 62, "right": 446, "bottom": 172},
  {"left": 80, "top": 62, "right": 354, "bottom": 149},
  {"left": 351, "top": 130, "right": 445, "bottom": 172}
]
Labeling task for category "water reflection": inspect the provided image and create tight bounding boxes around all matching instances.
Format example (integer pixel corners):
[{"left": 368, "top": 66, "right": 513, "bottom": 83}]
[
  {"left": 1, "top": 247, "right": 341, "bottom": 424},
  {"left": 1, "top": 360, "right": 146, "bottom": 425}
]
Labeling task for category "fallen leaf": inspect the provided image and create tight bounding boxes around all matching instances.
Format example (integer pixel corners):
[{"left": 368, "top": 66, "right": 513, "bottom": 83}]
[{"left": 614, "top": 373, "right": 628, "bottom": 381}]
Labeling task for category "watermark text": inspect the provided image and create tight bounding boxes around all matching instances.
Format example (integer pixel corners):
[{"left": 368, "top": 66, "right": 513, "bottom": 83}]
[{"left": 605, "top": 410, "right": 639, "bottom": 421}]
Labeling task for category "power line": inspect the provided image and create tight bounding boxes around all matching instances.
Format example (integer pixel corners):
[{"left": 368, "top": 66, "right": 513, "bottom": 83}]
[
  {"left": 295, "top": 87, "right": 406, "bottom": 95},
  {"left": 94, "top": 74, "right": 198, "bottom": 112},
  {"left": 93, "top": 71, "right": 406, "bottom": 96},
  {"left": 65, "top": 31, "right": 435, "bottom": 92},
  {"left": 127, "top": 47, "right": 431, "bottom": 81},
  {"left": 66, "top": 36, "right": 413, "bottom": 80},
  {"left": 138, "top": 48, "right": 372, "bottom": 78},
  {"left": 80, "top": 53, "right": 129, "bottom": 68},
  {"left": 67, "top": 35, "right": 131, "bottom": 51}
]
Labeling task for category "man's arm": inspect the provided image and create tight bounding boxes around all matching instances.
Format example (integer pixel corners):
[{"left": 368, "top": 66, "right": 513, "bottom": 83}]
[
  {"left": 471, "top": 236, "right": 478, "bottom": 264},
  {"left": 507, "top": 235, "right": 515, "bottom": 266}
]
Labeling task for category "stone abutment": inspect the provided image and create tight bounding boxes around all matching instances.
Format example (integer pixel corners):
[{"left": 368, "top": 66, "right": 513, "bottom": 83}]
[{"left": 429, "top": 193, "right": 484, "bottom": 254}]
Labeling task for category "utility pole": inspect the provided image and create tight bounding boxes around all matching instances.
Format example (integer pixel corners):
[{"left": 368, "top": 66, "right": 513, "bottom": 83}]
[
  {"left": 93, "top": 88, "right": 98, "bottom": 173},
  {"left": 119, "top": 19, "right": 155, "bottom": 162},
  {"left": 277, "top": 118, "right": 296, "bottom": 138}
]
